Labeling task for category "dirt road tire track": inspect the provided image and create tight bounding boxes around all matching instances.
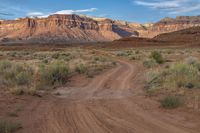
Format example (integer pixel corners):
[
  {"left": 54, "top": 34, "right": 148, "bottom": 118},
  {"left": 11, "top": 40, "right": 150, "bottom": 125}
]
[{"left": 19, "top": 56, "right": 200, "bottom": 133}]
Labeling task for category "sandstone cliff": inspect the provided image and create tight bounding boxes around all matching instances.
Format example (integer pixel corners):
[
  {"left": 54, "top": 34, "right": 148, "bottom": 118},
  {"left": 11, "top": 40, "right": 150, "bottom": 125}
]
[
  {"left": 154, "top": 26, "right": 200, "bottom": 43},
  {"left": 140, "top": 16, "right": 200, "bottom": 38},
  {"left": 1, "top": 15, "right": 200, "bottom": 43},
  {"left": 0, "top": 14, "right": 138, "bottom": 43}
]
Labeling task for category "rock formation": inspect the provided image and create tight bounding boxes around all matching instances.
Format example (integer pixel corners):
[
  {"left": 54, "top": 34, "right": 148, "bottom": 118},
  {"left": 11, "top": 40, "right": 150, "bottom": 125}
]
[
  {"left": 154, "top": 26, "right": 200, "bottom": 43},
  {"left": 1, "top": 15, "right": 200, "bottom": 43},
  {"left": 140, "top": 16, "right": 200, "bottom": 38},
  {"left": 0, "top": 14, "right": 138, "bottom": 43}
]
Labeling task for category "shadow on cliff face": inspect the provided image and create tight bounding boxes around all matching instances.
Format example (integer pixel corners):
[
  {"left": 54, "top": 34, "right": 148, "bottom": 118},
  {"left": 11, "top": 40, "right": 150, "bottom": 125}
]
[{"left": 112, "top": 25, "right": 139, "bottom": 37}]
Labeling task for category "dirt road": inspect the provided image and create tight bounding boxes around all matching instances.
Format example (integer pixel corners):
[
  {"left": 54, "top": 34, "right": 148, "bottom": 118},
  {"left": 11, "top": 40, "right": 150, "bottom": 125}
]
[{"left": 18, "top": 57, "right": 200, "bottom": 133}]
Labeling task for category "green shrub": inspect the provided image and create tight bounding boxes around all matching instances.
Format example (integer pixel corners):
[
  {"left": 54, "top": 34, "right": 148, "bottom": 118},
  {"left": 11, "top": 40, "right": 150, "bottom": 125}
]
[
  {"left": 135, "top": 50, "right": 140, "bottom": 54},
  {"left": 161, "top": 95, "right": 181, "bottom": 109},
  {"left": 0, "top": 120, "right": 22, "bottom": 133},
  {"left": 75, "top": 64, "right": 88, "bottom": 74},
  {"left": 37, "top": 61, "right": 69, "bottom": 90},
  {"left": 94, "top": 57, "right": 100, "bottom": 61},
  {"left": 150, "top": 51, "right": 164, "bottom": 64},
  {"left": 130, "top": 56, "right": 136, "bottom": 60},
  {"left": 42, "top": 58, "right": 49, "bottom": 64},
  {"left": 112, "top": 61, "right": 117, "bottom": 65},
  {"left": 185, "top": 57, "right": 198, "bottom": 65},
  {"left": 194, "top": 62, "right": 200, "bottom": 71},
  {"left": 7, "top": 112, "right": 18, "bottom": 117},
  {"left": 116, "top": 51, "right": 128, "bottom": 57},
  {"left": 146, "top": 71, "right": 162, "bottom": 94},
  {"left": 143, "top": 59, "right": 157, "bottom": 68},
  {"left": 166, "top": 63, "right": 200, "bottom": 88},
  {"left": 146, "top": 62, "right": 200, "bottom": 91},
  {"left": 52, "top": 53, "right": 60, "bottom": 59},
  {"left": 15, "top": 71, "right": 32, "bottom": 86},
  {"left": 0, "top": 60, "right": 33, "bottom": 87},
  {"left": 9, "top": 87, "right": 24, "bottom": 95},
  {"left": 0, "top": 60, "right": 12, "bottom": 72}
]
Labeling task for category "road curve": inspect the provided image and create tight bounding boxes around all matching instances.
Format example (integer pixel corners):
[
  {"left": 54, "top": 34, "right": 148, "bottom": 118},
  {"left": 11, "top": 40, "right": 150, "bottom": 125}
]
[{"left": 20, "top": 57, "right": 200, "bottom": 133}]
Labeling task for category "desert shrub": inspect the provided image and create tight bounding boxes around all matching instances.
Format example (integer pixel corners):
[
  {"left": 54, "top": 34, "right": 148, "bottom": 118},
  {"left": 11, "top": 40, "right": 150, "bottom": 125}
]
[
  {"left": 161, "top": 95, "right": 181, "bottom": 109},
  {"left": 135, "top": 50, "right": 140, "bottom": 54},
  {"left": 7, "top": 112, "right": 18, "bottom": 117},
  {"left": 37, "top": 61, "right": 69, "bottom": 90},
  {"left": 185, "top": 57, "right": 198, "bottom": 65},
  {"left": 116, "top": 51, "right": 128, "bottom": 57},
  {"left": 150, "top": 51, "right": 164, "bottom": 64},
  {"left": 9, "top": 85, "right": 24, "bottom": 95},
  {"left": 15, "top": 71, "right": 32, "bottom": 86},
  {"left": 21, "top": 51, "right": 30, "bottom": 56},
  {"left": 42, "top": 58, "right": 49, "bottom": 64},
  {"left": 95, "top": 56, "right": 107, "bottom": 62},
  {"left": 7, "top": 52, "right": 17, "bottom": 57},
  {"left": 166, "top": 63, "right": 200, "bottom": 88},
  {"left": 0, "top": 120, "right": 22, "bottom": 133},
  {"left": 194, "top": 62, "right": 200, "bottom": 71},
  {"left": 146, "top": 62, "right": 200, "bottom": 91},
  {"left": 52, "top": 53, "right": 72, "bottom": 61},
  {"left": 94, "top": 57, "right": 100, "bottom": 61},
  {"left": 143, "top": 59, "right": 157, "bottom": 68},
  {"left": 52, "top": 53, "right": 60, "bottom": 59},
  {"left": 0, "top": 60, "right": 12, "bottom": 71},
  {"left": 61, "top": 53, "right": 71, "bottom": 57},
  {"left": 129, "top": 56, "right": 136, "bottom": 60},
  {"left": 166, "top": 50, "right": 173, "bottom": 54},
  {"left": 112, "top": 61, "right": 117, "bottom": 65},
  {"left": 145, "top": 71, "right": 162, "bottom": 95},
  {"left": 75, "top": 64, "right": 88, "bottom": 74},
  {"left": 125, "top": 50, "right": 132, "bottom": 56},
  {"left": 0, "top": 60, "right": 33, "bottom": 87}
]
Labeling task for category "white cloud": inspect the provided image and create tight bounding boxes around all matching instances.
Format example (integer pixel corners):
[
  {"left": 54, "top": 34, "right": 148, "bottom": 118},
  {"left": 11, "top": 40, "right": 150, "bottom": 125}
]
[
  {"left": 134, "top": 0, "right": 200, "bottom": 14},
  {"left": 54, "top": 8, "right": 97, "bottom": 15},
  {"left": 135, "top": 0, "right": 180, "bottom": 9},
  {"left": 27, "top": 12, "right": 44, "bottom": 16},
  {"left": 27, "top": 8, "right": 98, "bottom": 18}
]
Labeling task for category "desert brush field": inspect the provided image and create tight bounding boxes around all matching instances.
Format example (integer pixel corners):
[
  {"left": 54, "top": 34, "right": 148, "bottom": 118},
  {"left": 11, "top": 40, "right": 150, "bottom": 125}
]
[{"left": 0, "top": 45, "right": 200, "bottom": 133}]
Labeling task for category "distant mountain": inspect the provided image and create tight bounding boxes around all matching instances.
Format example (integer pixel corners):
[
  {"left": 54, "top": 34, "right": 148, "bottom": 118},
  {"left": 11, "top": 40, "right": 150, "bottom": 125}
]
[
  {"left": 112, "top": 26, "right": 200, "bottom": 48},
  {"left": 0, "top": 14, "right": 140, "bottom": 43},
  {"left": 140, "top": 16, "right": 200, "bottom": 38},
  {"left": 154, "top": 26, "right": 200, "bottom": 43},
  {"left": 1, "top": 15, "right": 200, "bottom": 44}
]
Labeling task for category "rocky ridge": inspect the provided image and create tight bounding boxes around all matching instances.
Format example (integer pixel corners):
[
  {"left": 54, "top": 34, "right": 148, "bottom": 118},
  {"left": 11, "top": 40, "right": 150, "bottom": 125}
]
[
  {"left": 1, "top": 15, "right": 200, "bottom": 43},
  {"left": 0, "top": 14, "right": 140, "bottom": 43},
  {"left": 141, "top": 16, "right": 200, "bottom": 38}
]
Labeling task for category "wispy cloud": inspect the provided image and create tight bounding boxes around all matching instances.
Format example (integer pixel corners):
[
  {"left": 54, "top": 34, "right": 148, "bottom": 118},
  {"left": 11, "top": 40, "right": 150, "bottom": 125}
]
[
  {"left": 27, "top": 8, "right": 98, "bottom": 17},
  {"left": 27, "top": 12, "right": 44, "bottom": 16},
  {"left": 0, "top": 1, "right": 97, "bottom": 19},
  {"left": 134, "top": 0, "right": 200, "bottom": 14},
  {"left": 0, "top": 12, "right": 14, "bottom": 16},
  {"left": 54, "top": 8, "right": 97, "bottom": 15}
]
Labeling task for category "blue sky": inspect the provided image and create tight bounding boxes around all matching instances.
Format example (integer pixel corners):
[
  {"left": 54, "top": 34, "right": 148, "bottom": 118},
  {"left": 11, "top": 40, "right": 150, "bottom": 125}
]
[{"left": 0, "top": 0, "right": 200, "bottom": 23}]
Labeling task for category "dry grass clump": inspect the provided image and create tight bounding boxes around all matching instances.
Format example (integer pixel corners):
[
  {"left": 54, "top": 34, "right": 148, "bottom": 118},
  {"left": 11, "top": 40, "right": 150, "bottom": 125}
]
[
  {"left": 0, "top": 60, "right": 33, "bottom": 94},
  {"left": 75, "top": 64, "right": 88, "bottom": 74},
  {"left": 36, "top": 61, "right": 69, "bottom": 90},
  {"left": 0, "top": 120, "right": 22, "bottom": 133},
  {"left": 150, "top": 51, "right": 164, "bottom": 64},
  {"left": 143, "top": 59, "right": 157, "bottom": 68},
  {"left": 0, "top": 60, "right": 70, "bottom": 94},
  {"left": 0, "top": 49, "right": 116, "bottom": 95},
  {"left": 160, "top": 95, "right": 181, "bottom": 109},
  {"left": 147, "top": 62, "right": 200, "bottom": 91}
]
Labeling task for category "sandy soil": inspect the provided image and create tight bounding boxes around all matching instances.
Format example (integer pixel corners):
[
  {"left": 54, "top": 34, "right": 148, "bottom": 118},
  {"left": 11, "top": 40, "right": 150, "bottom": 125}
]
[{"left": 1, "top": 54, "right": 200, "bottom": 133}]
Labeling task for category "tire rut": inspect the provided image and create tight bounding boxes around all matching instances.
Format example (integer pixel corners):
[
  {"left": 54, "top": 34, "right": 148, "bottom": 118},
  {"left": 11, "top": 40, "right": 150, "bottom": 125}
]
[{"left": 22, "top": 57, "right": 200, "bottom": 133}]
